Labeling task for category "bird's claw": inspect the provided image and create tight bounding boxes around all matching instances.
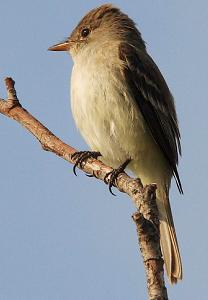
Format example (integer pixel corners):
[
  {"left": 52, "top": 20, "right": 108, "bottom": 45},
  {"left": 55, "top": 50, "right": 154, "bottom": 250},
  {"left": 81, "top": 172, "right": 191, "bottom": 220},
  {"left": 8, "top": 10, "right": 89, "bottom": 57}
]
[
  {"left": 71, "top": 151, "right": 101, "bottom": 175},
  {"left": 104, "top": 158, "right": 131, "bottom": 196}
]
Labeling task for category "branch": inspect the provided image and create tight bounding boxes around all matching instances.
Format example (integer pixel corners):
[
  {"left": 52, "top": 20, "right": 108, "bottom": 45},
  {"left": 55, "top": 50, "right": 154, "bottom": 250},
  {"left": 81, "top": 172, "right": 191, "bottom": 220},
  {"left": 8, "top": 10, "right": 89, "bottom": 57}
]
[
  {"left": 132, "top": 187, "right": 168, "bottom": 300},
  {"left": 0, "top": 77, "right": 168, "bottom": 299}
]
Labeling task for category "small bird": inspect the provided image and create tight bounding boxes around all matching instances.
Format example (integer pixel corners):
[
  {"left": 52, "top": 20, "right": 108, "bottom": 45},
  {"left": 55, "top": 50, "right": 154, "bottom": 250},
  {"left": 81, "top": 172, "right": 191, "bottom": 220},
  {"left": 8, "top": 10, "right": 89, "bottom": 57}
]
[{"left": 49, "top": 4, "right": 183, "bottom": 283}]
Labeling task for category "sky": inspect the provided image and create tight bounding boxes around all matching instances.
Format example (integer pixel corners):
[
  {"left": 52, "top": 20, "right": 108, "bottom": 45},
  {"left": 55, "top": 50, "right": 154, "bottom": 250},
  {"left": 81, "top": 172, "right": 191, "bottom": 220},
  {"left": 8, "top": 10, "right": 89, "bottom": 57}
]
[{"left": 0, "top": 0, "right": 208, "bottom": 299}]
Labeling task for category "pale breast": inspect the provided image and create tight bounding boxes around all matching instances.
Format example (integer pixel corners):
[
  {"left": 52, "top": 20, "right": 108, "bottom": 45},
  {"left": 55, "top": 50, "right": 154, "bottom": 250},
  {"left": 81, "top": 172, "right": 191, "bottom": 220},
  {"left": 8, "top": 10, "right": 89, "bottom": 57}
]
[{"left": 70, "top": 50, "right": 156, "bottom": 168}]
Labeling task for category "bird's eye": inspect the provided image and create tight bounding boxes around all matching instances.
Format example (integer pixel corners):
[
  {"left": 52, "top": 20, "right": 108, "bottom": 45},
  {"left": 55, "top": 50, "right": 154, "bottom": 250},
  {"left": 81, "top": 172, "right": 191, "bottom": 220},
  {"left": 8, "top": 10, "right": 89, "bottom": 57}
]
[{"left": 81, "top": 28, "right": 90, "bottom": 38}]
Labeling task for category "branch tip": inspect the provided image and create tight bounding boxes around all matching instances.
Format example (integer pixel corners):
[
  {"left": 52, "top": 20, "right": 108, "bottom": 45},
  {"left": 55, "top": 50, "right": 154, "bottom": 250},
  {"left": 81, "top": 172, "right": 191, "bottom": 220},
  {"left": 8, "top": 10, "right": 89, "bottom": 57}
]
[
  {"left": 4, "top": 77, "right": 19, "bottom": 103},
  {"left": 5, "top": 77, "right": 15, "bottom": 89}
]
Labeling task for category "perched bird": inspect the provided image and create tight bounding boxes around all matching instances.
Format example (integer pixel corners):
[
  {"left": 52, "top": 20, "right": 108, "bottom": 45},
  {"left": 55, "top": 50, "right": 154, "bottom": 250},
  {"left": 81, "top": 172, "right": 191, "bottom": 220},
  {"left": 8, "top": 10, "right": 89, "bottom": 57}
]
[{"left": 49, "top": 4, "right": 183, "bottom": 283}]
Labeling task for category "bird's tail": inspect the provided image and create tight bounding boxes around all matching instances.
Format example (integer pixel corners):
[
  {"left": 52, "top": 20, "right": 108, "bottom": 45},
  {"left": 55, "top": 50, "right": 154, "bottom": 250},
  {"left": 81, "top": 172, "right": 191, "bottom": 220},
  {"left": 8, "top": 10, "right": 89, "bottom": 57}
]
[{"left": 157, "top": 187, "right": 182, "bottom": 284}]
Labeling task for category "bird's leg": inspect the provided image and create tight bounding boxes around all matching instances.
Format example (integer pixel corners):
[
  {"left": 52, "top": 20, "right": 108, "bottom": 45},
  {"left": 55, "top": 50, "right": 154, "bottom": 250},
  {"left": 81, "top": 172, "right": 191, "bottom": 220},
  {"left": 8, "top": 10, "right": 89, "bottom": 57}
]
[
  {"left": 71, "top": 151, "right": 101, "bottom": 175},
  {"left": 104, "top": 158, "right": 132, "bottom": 195}
]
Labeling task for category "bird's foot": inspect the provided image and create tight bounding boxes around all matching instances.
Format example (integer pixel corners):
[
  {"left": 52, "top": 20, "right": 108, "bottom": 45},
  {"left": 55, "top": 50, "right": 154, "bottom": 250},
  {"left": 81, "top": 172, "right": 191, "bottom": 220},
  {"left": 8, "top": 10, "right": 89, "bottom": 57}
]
[
  {"left": 104, "top": 158, "right": 131, "bottom": 196},
  {"left": 71, "top": 151, "right": 101, "bottom": 175}
]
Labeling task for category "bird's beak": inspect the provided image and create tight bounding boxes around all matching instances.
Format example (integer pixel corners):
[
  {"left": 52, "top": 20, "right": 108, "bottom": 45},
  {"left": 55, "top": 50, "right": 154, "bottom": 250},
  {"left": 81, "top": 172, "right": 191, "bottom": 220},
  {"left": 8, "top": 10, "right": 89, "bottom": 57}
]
[{"left": 48, "top": 39, "right": 70, "bottom": 51}]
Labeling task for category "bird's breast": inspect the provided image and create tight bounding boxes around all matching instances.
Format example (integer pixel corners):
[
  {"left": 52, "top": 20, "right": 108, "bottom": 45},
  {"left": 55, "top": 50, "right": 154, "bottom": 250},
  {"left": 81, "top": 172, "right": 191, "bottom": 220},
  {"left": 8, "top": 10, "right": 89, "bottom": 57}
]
[{"left": 70, "top": 56, "right": 156, "bottom": 168}]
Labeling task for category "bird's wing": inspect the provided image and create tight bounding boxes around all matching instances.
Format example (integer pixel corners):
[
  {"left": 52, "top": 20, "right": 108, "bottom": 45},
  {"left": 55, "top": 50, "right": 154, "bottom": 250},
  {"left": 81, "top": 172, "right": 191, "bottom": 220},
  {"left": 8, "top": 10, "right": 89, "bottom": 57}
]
[{"left": 119, "top": 43, "right": 183, "bottom": 193}]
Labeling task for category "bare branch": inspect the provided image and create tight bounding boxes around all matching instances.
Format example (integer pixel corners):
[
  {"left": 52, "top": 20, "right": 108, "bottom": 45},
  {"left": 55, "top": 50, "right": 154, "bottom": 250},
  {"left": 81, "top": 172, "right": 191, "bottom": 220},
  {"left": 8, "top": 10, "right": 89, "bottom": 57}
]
[
  {"left": 132, "top": 185, "right": 168, "bottom": 300},
  {"left": 0, "top": 77, "right": 168, "bottom": 299}
]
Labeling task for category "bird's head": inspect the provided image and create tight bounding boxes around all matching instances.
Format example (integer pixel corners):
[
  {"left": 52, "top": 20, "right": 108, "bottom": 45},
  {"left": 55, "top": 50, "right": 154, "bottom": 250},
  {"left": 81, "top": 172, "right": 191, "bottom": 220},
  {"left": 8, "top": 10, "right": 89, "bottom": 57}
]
[{"left": 48, "top": 4, "right": 145, "bottom": 59}]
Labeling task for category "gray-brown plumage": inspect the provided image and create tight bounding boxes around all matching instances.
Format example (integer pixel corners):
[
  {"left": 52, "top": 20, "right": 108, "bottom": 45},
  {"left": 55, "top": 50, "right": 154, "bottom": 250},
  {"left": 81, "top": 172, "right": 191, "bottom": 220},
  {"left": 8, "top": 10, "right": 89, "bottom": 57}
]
[
  {"left": 119, "top": 43, "right": 182, "bottom": 193},
  {"left": 49, "top": 3, "right": 183, "bottom": 283}
]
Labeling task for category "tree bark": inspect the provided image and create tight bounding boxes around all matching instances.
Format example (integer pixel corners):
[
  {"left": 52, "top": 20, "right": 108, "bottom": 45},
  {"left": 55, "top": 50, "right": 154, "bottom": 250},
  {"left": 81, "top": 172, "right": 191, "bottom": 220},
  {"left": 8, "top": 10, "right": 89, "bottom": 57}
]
[{"left": 0, "top": 77, "right": 168, "bottom": 299}]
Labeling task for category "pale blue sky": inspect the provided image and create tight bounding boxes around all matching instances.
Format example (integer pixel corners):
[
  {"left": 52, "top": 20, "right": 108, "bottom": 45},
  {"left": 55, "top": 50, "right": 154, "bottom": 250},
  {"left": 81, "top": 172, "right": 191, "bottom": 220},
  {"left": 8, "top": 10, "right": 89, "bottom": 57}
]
[{"left": 0, "top": 1, "right": 207, "bottom": 299}]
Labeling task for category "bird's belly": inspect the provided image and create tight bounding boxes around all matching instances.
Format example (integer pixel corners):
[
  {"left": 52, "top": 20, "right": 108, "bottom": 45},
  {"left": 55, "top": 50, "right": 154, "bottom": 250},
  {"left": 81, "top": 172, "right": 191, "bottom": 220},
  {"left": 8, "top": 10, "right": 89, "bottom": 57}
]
[{"left": 71, "top": 64, "right": 160, "bottom": 172}]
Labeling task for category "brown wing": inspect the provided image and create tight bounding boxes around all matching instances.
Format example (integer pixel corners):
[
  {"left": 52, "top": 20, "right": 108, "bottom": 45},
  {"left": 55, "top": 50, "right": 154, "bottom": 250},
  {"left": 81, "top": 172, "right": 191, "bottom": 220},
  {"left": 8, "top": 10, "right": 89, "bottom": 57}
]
[{"left": 119, "top": 43, "right": 183, "bottom": 193}]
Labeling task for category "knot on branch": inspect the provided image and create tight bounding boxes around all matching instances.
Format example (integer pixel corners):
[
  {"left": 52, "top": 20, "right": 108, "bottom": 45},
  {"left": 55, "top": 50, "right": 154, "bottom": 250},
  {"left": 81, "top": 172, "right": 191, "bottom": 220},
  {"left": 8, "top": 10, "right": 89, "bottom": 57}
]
[{"left": 0, "top": 78, "right": 21, "bottom": 114}]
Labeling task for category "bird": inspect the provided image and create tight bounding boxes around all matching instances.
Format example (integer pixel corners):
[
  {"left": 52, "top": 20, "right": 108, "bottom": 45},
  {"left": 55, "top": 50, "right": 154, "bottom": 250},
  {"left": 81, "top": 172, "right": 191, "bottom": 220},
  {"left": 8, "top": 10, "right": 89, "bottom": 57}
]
[{"left": 49, "top": 3, "right": 183, "bottom": 283}]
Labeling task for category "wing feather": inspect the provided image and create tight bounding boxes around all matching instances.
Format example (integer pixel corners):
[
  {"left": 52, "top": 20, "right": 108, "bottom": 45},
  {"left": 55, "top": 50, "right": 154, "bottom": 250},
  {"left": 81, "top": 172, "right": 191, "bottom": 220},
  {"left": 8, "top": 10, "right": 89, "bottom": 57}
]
[{"left": 119, "top": 43, "right": 183, "bottom": 193}]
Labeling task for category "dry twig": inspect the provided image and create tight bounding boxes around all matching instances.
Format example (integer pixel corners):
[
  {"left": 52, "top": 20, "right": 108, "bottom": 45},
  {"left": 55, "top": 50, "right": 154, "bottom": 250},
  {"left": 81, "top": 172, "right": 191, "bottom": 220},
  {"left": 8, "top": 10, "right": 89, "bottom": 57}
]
[{"left": 0, "top": 77, "right": 168, "bottom": 300}]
